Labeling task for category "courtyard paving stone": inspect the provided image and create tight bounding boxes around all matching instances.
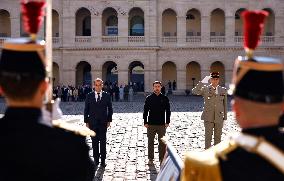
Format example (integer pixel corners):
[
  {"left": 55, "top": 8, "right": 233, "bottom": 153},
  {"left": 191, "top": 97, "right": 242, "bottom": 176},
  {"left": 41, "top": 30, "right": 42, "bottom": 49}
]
[{"left": 0, "top": 95, "right": 239, "bottom": 181}]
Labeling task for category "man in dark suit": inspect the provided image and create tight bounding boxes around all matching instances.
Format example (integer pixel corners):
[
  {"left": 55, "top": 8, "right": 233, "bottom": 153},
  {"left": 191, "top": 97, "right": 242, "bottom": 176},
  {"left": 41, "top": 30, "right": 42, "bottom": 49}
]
[
  {"left": 0, "top": 33, "right": 94, "bottom": 180},
  {"left": 84, "top": 78, "right": 113, "bottom": 167}
]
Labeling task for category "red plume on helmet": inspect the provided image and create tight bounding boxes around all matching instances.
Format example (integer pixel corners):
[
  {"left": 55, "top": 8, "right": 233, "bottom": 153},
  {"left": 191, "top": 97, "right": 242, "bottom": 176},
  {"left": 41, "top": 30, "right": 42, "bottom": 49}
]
[
  {"left": 241, "top": 10, "right": 268, "bottom": 57},
  {"left": 21, "top": 0, "right": 46, "bottom": 40}
]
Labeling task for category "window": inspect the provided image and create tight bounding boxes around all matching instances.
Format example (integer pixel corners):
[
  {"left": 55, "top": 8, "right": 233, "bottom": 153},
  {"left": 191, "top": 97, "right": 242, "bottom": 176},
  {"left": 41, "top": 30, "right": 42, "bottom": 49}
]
[{"left": 130, "top": 16, "right": 144, "bottom": 36}]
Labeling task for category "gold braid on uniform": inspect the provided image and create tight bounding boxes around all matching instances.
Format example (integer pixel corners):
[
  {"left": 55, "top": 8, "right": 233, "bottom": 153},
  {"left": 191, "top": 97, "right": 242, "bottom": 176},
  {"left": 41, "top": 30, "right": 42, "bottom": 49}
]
[
  {"left": 52, "top": 120, "right": 96, "bottom": 137},
  {"left": 181, "top": 140, "right": 238, "bottom": 181}
]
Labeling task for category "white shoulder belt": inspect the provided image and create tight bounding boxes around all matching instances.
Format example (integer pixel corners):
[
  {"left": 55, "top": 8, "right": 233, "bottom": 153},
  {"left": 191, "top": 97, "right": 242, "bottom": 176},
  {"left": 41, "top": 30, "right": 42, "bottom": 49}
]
[{"left": 234, "top": 133, "right": 284, "bottom": 174}]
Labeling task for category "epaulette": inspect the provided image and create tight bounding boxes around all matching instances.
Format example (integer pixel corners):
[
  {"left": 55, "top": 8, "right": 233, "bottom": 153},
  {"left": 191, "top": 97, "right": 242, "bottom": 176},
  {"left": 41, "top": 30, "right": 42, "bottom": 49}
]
[
  {"left": 181, "top": 140, "right": 238, "bottom": 181},
  {"left": 52, "top": 120, "right": 96, "bottom": 137},
  {"left": 233, "top": 133, "right": 284, "bottom": 174}
]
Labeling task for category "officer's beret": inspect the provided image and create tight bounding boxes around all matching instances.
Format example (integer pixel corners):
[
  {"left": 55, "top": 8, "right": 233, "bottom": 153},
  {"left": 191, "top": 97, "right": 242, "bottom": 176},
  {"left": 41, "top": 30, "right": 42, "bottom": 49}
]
[
  {"left": 229, "top": 10, "right": 284, "bottom": 103},
  {"left": 210, "top": 72, "right": 220, "bottom": 79},
  {"left": 0, "top": 38, "right": 46, "bottom": 80}
]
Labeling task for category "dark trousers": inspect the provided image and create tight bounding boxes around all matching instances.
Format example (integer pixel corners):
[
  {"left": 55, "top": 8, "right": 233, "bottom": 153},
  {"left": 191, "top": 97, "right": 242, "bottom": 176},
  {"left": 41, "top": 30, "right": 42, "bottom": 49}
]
[
  {"left": 91, "top": 126, "right": 107, "bottom": 164},
  {"left": 147, "top": 125, "right": 166, "bottom": 162},
  {"left": 124, "top": 94, "right": 128, "bottom": 101},
  {"left": 115, "top": 93, "right": 119, "bottom": 101}
]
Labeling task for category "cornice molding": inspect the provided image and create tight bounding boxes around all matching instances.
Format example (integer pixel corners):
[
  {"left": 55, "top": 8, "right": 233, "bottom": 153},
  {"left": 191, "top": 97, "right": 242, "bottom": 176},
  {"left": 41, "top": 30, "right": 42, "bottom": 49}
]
[{"left": 52, "top": 46, "right": 284, "bottom": 51}]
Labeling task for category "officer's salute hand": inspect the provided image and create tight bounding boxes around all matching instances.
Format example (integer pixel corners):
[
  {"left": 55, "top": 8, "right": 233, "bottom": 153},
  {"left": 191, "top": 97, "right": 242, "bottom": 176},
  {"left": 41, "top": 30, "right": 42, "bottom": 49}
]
[
  {"left": 201, "top": 76, "right": 211, "bottom": 84},
  {"left": 107, "top": 122, "right": 111, "bottom": 128},
  {"left": 144, "top": 124, "right": 149, "bottom": 128},
  {"left": 165, "top": 124, "right": 169, "bottom": 128}
]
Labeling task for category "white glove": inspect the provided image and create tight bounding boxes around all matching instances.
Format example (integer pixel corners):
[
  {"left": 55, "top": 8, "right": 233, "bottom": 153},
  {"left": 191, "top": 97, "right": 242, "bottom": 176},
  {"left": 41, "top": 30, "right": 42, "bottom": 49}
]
[
  {"left": 52, "top": 98, "right": 63, "bottom": 120},
  {"left": 201, "top": 76, "right": 211, "bottom": 84},
  {"left": 41, "top": 98, "right": 63, "bottom": 126}
]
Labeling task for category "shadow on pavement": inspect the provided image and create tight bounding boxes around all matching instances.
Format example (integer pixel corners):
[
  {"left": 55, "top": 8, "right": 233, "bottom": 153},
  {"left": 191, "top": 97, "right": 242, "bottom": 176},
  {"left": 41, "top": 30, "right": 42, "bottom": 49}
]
[
  {"left": 93, "top": 166, "right": 105, "bottom": 181},
  {"left": 149, "top": 164, "right": 158, "bottom": 181}
]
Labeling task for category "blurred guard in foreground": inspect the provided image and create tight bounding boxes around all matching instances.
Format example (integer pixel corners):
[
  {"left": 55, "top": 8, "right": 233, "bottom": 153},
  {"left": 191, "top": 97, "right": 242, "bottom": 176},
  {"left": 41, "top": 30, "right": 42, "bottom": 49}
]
[
  {"left": 0, "top": 1, "right": 94, "bottom": 180},
  {"left": 182, "top": 10, "right": 284, "bottom": 181}
]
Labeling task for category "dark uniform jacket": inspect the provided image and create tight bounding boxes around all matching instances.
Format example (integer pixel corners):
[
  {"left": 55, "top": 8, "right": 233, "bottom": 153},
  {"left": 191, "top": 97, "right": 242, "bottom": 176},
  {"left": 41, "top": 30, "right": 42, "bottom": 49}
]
[
  {"left": 143, "top": 93, "right": 171, "bottom": 125},
  {"left": 0, "top": 107, "right": 94, "bottom": 181},
  {"left": 192, "top": 82, "right": 227, "bottom": 122},
  {"left": 220, "top": 126, "right": 284, "bottom": 181},
  {"left": 84, "top": 91, "right": 113, "bottom": 129},
  {"left": 279, "top": 113, "right": 284, "bottom": 127},
  {"left": 182, "top": 125, "right": 284, "bottom": 181}
]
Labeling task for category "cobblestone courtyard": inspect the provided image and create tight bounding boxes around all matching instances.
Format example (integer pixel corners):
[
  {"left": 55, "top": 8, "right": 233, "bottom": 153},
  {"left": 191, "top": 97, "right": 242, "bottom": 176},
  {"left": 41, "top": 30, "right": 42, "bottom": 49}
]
[{"left": 0, "top": 95, "right": 240, "bottom": 181}]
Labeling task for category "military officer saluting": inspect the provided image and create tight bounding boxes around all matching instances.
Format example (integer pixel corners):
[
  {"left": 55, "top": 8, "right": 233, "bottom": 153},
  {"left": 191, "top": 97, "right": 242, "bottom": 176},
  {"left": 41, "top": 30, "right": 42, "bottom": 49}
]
[
  {"left": 192, "top": 72, "right": 228, "bottom": 149},
  {"left": 0, "top": 1, "right": 94, "bottom": 180},
  {"left": 182, "top": 10, "right": 284, "bottom": 181}
]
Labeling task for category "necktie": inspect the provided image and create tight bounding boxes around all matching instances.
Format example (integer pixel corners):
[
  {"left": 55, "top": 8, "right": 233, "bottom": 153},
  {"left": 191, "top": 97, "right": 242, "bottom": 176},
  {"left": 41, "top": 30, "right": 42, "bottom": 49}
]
[{"left": 97, "top": 92, "right": 100, "bottom": 101}]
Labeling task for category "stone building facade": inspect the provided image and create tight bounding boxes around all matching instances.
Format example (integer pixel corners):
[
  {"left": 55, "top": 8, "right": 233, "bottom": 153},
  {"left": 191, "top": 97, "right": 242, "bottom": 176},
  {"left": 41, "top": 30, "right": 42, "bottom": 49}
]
[{"left": 0, "top": 0, "right": 283, "bottom": 93}]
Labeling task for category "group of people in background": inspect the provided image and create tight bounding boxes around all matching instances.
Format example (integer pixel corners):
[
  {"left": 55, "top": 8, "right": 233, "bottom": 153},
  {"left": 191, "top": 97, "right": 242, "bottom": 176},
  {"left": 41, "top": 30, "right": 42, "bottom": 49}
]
[
  {"left": 53, "top": 85, "right": 92, "bottom": 102},
  {"left": 167, "top": 80, "right": 177, "bottom": 91},
  {"left": 52, "top": 81, "right": 144, "bottom": 102},
  {"left": 52, "top": 80, "right": 176, "bottom": 102}
]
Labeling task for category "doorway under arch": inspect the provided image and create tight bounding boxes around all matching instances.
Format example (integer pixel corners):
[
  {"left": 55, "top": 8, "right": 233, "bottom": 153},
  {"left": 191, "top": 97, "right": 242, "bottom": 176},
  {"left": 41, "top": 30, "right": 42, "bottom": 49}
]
[
  {"left": 102, "top": 61, "right": 118, "bottom": 85},
  {"left": 129, "top": 61, "right": 144, "bottom": 92},
  {"left": 162, "top": 61, "right": 177, "bottom": 89},
  {"left": 76, "top": 61, "right": 92, "bottom": 86},
  {"left": 186, "top": 61, "right": 201, "bottom": 89}
]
